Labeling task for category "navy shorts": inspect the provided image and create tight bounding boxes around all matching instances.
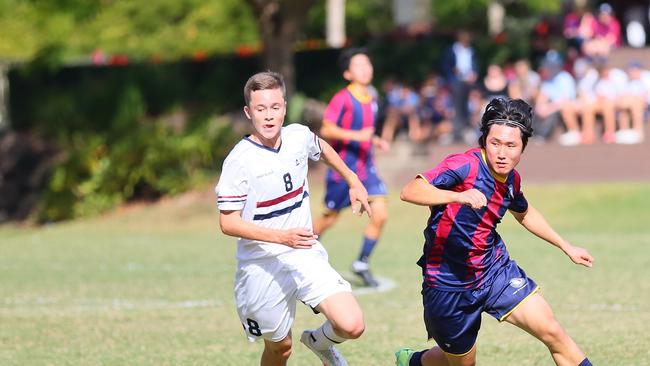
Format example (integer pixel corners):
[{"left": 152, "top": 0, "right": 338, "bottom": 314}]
[
  {"left": 324, "top": 166, "right": 387, "bottom": 211},
  {"left": 422, "top": 260, "right": 539, "bottom": 355}
]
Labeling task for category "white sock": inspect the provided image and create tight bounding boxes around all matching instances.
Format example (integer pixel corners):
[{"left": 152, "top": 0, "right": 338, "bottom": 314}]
[{"left": 307, "top": 321, "right": 347, "bottom": 350}]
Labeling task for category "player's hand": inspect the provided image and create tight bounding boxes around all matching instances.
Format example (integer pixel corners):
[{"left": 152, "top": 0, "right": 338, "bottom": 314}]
[
  {"left": 349, "top": 184, "right": 372, "bottom": 218},
  {"left": 281, "top": 228, "right": 318, "bottom": 249},
  {"left": 357, "top": 127, "right": 375, "bottom": 142},
  {"left": 564, "top": 243, "right": 594, "bottom": 268},
  {"left": 373, "top": 137, "right": 391, "bottom": 152},
  {"left": 456, "top": 189, "right": 487, "bottom": 209}
]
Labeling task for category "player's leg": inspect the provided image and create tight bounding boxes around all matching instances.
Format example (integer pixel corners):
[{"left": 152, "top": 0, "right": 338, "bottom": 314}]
[
  {"left": 314, "top": 178, "right": 348, "bottom": 236},
  {"left": 503, "top": 293, "right": 590, "bottom": 366},
  {"left": 261, "top": 333, "right": 292, "bottom": 366},
  {"left": 488, "top": 261, "right": 591, "bottom": 366},
  {"left": 297, "top": 250, "right": 359, "bottom": 365},
  {"left": 396, "top": 287, "right": 481, "bottom": 366},
  {"left": 313, "top": 209, "right": 340, "bottom": 236},
  {"left": 352, "top": 173, "right": 388, "bottom": 286}
]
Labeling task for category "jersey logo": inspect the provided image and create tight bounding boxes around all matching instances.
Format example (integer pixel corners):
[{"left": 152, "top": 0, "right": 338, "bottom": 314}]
[
  {"left": 509, "top": 278, "right": 526, "bottom": 289},
  {"left": 256, "top": 171, "right": 274, "bottom": 179}
]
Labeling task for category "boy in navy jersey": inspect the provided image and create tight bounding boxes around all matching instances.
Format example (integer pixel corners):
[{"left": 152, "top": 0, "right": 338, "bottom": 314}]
[
  {"left": 396, "top": 98, "right": 593, "bottom": 366},
  {"left": 313, "top": 48, "right": 390, "bottom": 287}
]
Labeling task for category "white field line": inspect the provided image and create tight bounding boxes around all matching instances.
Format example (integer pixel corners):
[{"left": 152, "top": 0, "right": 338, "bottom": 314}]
[{"left": 1, "top": 275, "right": 398, "bottom": 312}]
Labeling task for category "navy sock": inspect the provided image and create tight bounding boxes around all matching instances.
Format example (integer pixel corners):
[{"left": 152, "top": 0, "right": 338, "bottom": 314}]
[
  {"left": 358, "top": 236, "right": 378, "bottom": 263},
  {"left": 409, "top": 350, "right": 424, "bottom": 366},
  {"left": 578, "top": 358, "right": 592, "bottom": 366}
]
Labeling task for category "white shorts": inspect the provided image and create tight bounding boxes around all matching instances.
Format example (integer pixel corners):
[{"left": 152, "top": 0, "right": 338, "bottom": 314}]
[{"left": 234, "top": 244, "right": 351, "bottom": 342}]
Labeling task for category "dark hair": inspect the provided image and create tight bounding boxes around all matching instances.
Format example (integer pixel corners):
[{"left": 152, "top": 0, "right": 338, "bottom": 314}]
[
  {"left": 243, "top": 71, "right": 286, "bottom": 106},
  {"left": 479, "top": 97, "right": 534, "bottom": 150},
  {"left": 337, "top": 47, "right": 370, "bottom": 74}
]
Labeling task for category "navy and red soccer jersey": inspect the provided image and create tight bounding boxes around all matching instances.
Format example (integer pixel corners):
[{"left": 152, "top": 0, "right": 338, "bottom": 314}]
[
  {"left": 417, "top": 147, "right": 529, "bottom": 290},
  {"left": 323, "top": 86, "right": 377, "bottom": 181}
]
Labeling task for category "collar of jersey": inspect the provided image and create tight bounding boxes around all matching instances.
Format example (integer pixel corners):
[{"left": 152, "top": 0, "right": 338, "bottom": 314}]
[
  {"left": 244, "top": 135, "right": 282, "bottom": 153},
  {"left": 480, "top": 148, "right": 508, "bottom": 183},
  {"left": 346, "top": 85, "right": 373, "bottom": 104}
]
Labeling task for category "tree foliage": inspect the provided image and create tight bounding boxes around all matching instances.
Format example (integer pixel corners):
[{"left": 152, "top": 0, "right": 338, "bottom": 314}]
[{"left": 0, "top": 0, "right": 259, "bottom": 63}]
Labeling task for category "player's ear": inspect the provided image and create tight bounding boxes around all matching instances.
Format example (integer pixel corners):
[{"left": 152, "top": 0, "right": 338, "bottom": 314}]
[
  {"left": 243, "top": 105, "right": 252, "bottom": 120},
  {"left": 343, "top": 70, "right": 352, "bottom": 81}
]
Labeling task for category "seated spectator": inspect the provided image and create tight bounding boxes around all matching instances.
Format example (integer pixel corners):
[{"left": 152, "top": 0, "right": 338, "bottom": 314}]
[
  {"left": 480, "top": 63, "right": 509, "bottom": 103},
  {"left": 508, "top": 58, "right": 541, "bottom": 104},
  {"left": 380, "top": 79, "right": 424, "bottom": 143},
  {"left": 616, "top": 60, "right": 648, "bottom": 144},
  {"left": 583, "top": 3, "right": 621, "bottom": 57},
  {"left": 563, "top": 5, "right": 596, "bottom": 54},
  {"left": 418, "top": 74, "right": 453, "bottom": 145},
  {"left": 579, "top": 57, "right": 626, "bottom": 144},
  {"left": 534, "top": 51, "right": 579, "bottom": 145}
]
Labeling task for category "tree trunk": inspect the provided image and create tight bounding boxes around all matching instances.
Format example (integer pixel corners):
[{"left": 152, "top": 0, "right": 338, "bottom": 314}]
[
  {"left": 0, "top": 63, "right": 9, "bottom": 132},
  {"left": 326, "top": 0, "right": 346, "bottom": 48},
  {"left": 245, "top": 0, "right": 318, "bottom": 97}
]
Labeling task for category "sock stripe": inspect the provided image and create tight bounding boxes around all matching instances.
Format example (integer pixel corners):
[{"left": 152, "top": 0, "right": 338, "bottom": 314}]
[{"left": 321, "top": 328, "right": 342, "bottom": 344}]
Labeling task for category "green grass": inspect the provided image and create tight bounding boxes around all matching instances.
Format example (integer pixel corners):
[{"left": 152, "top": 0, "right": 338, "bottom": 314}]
[{"left": 1, "top": 182, "right": 649, "bottom": 365}]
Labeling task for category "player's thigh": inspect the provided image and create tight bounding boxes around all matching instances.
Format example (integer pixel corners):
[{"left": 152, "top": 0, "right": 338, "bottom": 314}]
[
  {"left": 294, "top": 254, "right": 358, "bottom": 326},
  {"left": 502, "top": 292, "right": 564, "bottom": 341},
  {"left": 422, "top": 286, "right": 483, "bottom": 356},
  {"left": 235, "top": 260, "right": 297, "bottom": 342},
  {"left": 368, "top": 197, "right": 388, "bottom": 224}
]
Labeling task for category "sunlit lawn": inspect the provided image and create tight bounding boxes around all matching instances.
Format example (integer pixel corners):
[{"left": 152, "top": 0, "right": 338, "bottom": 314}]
[{"left": 1, "top": 182, "right": 649, "bottom": 365}]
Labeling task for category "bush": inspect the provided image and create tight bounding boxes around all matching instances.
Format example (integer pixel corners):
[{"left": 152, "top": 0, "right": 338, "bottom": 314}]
[{"left": 37, "top": 117, "right": 236, "bottom": 222}]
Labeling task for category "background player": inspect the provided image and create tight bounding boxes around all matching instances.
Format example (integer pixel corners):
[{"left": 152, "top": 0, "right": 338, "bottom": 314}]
[
  {"left": 217, "top": 71, "right": 372, "bottom": 366},
  {"left": 395, "top": 98, "right": 594, "bottom": 366},
  {"left": 313, "top": 48, "right": 390, "bottom": 287}
]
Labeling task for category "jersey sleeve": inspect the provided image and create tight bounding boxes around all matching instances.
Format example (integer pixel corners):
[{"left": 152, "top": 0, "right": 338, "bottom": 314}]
[
  {"left": 306, "top": 128, "right": 322, "bottom": 161},
  {"left": 419, "top": 154, "right": 470, "bottom": 189},
  {"left": 509, "top": 170, "right": 529, "bottom": 213},
  {"left": 215, "top": 156, "right": 248, "bottom": 211},
  {"left": 323, "top": 91, "right": 346, "bottom": 125}
]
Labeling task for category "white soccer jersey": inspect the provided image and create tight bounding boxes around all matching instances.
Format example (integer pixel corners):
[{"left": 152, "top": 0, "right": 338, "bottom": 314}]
[{"left": 216, "top": 123, "right": 323, "bottom": 262}]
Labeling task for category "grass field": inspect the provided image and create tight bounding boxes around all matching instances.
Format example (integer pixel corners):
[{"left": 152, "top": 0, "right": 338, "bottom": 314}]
[{"left": 1, "top": 182, "right": 649, "bottom": 365}]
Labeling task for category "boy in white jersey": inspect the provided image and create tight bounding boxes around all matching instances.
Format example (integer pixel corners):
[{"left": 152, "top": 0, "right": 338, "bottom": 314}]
[{"left": 217, "top": 71, "right": 372, "bottom": 366}]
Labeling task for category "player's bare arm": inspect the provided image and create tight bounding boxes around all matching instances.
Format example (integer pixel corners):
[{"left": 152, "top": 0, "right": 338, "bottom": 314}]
[
  {"left": 319, "top": 137, "right": 372, "bottom": 217},
  {"left": 219, "top": 209, "right": 317, "bottom": 249},
  {"left": 400, "top": 176, "right": 487, "bottom": 209},
  {"left": 320, "top": 120, "right": 375, "bottom": 142},
  {"left": 509, "top": 205, "right": 594, "bottom": 267}
]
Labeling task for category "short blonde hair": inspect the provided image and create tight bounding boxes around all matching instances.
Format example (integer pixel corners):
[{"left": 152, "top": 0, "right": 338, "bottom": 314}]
[{"left": 243, "top": 71, "right": 286, "bottom": 106}]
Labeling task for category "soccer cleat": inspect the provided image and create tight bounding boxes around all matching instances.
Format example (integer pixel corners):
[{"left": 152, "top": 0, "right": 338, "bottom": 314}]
[
  {"left": 395, "top": 348, "right": 416, "bottom": 366},
  {"left": 351, "top": 260, "right": 379, "bottom": 287},
  {"left": 300, "top": 330, "right": 348, "bottom": 366}
]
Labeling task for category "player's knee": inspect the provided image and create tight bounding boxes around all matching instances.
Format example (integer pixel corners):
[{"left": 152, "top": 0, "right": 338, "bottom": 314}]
[
  {"left": 539, "top": 320, "right": 567, "bottom": 347},
  {"left": 265, "top": 338, "right": 292, "bottom": 360},
  {"left": 335, "top": 318, "right": 365, "bottom": 339}
]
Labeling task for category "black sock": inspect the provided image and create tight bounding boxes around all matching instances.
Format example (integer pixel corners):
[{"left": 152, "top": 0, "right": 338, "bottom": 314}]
[
  {"left": 578, "top": 358, "right": 592, "bottom": 366},
  {"left": 409, "top": 350, "right": 424, "bottom": 366}
]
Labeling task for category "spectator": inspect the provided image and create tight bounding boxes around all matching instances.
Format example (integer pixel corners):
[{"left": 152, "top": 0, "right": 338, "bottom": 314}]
[
  {"left": 534, "top": 51, "right": 579, "bottom": 145},
  {"left": 441, "top": 30, "right": 478, "bottom": 142},
  {"left": 616, "top": 60, "right": 648, "bottom": 144},
  {"left": 380, "top": 79, "right": 424, "bottom": 144},
  {"left": 583, "top": 3, "right": 621, "bottom": 57},
  {"left": 418, "top": 74, "right": 453, "bottom": 145},
  {"left": 579, "top": 57, "right": 625, "bottom": 144},
  {"left": 508, "top": 58, "right": 541, "bottom": 104},
  {"left": 563, "top": 4, "right": 596, "bottom": 55},
  {"left": 480, "top": 63, "right": 509, "bottom": 103}
]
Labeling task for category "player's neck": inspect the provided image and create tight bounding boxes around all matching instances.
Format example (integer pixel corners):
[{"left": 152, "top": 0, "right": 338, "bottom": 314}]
[
  {"left": 249, "top": 133, "right": 281, "bottom": 150},
  {"left": 348, "top": 82, "right": 369, "bottom": 95}
]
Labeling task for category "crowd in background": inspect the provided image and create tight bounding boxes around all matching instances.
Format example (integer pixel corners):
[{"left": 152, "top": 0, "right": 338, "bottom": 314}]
[{"left": 377, "top": 3, "right": 648, "bottom": 149}]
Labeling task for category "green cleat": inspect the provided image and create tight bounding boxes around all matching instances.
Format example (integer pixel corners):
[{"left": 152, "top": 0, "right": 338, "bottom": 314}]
[{"left": 395, "top": 348, "right": 416, "bottom": 366}]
